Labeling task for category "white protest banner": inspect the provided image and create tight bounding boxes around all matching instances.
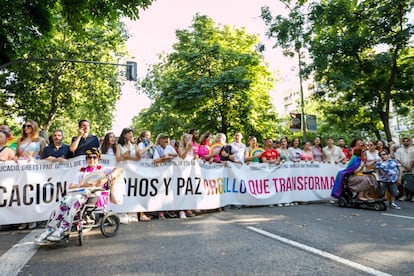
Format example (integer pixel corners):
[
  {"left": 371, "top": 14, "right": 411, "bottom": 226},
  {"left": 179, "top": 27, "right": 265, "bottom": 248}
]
[{"left": 0, "top": 155, "right": 342, "bottom": 224}]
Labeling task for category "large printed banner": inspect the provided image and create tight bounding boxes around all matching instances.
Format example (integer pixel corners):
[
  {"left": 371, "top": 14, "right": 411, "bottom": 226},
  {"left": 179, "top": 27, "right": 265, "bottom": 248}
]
[{"left": 0, "top": 155, "right": 343, "bottom": 224}]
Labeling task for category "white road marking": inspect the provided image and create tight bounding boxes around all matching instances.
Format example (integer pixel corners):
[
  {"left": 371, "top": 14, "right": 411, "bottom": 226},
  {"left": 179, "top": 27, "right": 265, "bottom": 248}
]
[
  {"left": 247, "top": 226, "right": 392, "bottom": 276},
  {"left": 381, "top": 213, "right": 414, "bottom": 220},
  {"left": 0, "top": 229, "right": 41, "bottom": 276}
]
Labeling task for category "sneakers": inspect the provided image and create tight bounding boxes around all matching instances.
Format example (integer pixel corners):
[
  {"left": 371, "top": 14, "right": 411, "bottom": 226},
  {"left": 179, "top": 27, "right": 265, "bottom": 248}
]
[
  {"left": 389, "top": 202, "right": 402, "bottom": 210},
  {"left": 35, "top": 228, "right": 53, "bottom": 243},
  {"left": 17, "top": 223, "right": 28, "bottom": 230},
  {"left": 179, "top": 211, "right": 187, "bottom": 219},
  {"left": 28, "top": 222, "right": 37, "bottom": 229},
  {"left": 47, "top": 228, "right": 65, "bottom": 241},
  {"left": 398, "top": 195, "right": 407, "bottom": 201}
]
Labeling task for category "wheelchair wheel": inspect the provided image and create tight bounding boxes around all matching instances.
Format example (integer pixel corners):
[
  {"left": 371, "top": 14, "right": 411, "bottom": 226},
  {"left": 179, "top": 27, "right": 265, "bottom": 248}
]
[
  {"left": 78, "top": 229, "right": 83, "bottom": 246},
  {"left": 100, "top": 213, "right": 120, "bottom": 237},
  {"left": 338, "top": 196, "right": 347, "bottom": 208},
  {"left": 373, "top": 201, "right": 387, "bottom": 211}
]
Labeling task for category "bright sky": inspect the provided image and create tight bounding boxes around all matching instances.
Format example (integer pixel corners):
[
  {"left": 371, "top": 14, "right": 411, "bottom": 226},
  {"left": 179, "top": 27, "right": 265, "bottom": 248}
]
[{"left": 112, "top": 0, "right": 295, "bottom": 134}]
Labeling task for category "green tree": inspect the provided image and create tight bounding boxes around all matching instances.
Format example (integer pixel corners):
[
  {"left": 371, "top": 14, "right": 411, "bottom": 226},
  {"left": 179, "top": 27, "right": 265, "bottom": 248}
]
[
  {"left": 262, "top": 0, "right": 414, "bottom": 141},
  {"left": 0, "top": 0, "right": 154, "bottom": 65},
  {"left": 1, "top": 16, "right": 128, "bottom": 139},
  {"left": 137, "top": 15, "right": 278, "bottom": 140}
]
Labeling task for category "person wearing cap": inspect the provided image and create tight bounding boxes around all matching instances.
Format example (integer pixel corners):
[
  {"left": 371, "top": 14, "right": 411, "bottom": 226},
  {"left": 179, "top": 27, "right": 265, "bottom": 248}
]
[
  {"left": 153, "top": 133, "right": 177, "bottom": 163},
  {"left": 35, "top": 148, "right": 123, "bottom": 243},
  {"left": 152, "top": 133, "right": 178, "bottom": 220},
  {"left": 0, "top": 130, "right": 15, "bottom": 161}
]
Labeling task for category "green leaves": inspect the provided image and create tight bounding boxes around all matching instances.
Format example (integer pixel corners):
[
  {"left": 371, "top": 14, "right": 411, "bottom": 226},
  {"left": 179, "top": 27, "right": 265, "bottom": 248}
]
[{"left": 136, "top": 15, "right": 277, "bottom": 140}]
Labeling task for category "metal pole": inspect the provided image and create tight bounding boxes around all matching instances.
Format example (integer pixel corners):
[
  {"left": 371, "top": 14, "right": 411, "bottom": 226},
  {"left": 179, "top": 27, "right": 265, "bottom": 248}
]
[{"left": 298, "top": 51, "right": 306, "bottom": 142}]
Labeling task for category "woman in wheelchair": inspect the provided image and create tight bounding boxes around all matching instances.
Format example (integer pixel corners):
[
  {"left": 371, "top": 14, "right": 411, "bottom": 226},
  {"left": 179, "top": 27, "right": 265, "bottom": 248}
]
[
  {"left": 35, "top": 148, "right": 123, "bottom": 243},
  {"left": 332, "top": 148, "right": 377, "bottom": 200}
]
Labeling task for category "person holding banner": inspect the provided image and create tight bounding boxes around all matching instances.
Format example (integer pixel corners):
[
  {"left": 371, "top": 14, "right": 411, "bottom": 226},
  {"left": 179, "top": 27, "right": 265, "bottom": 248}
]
[
  {"left": 323, "top": 137, "right": 346, "bottom": 164},
  {"left": 35, "top": 148, "right": 123, "bottom": 243},
  {"left": 16, "top": 120, "right": 47, "bottom": 230},
  {"left": 288, "top": 138, "right": 302, "bottom": 162},
  {"left": 116, "top": 128, "right": 140, "bottom": 162},
  {"left": 198, "top": 132, "right": 223, "bottom": 163},
  {"left": 153, "top": 133, "right": 178, "bottom": 220},
  {"left": 137, "top": 130, "right": 154, "bottom": 159},
  {"left": 16, "top": 120, "right": 46, "bottom": 161},
  {"left": 0, "top": 130, "right": 15, "bottom": 161},
  {"left": 178, "top": 133, "right": 194, "bottom": 160},
  {"left": 100, "top": 132, "right": 117, "bottom": 156},
  {"left": 261, "top": 138, "right": 280, "bottom": 164},
  {"left": 245, "top": 136, "right": 261, "bottom": 164},
  {"left": 311, "top": 136, "right": 324, "bottom": 162},
  {"left": 41, "top": 129, "right": 70, "bottom": 161},
  {"left": 301, "top": 141, "right": 314, "bottom": 162},
  {"left": 189, "top": 128, "right": 200, "bottom": 159},
  {"left": 230, "top": 132, "right": 246, "bottom": 164},
  {"left": 277, "top": 137, "right": 291, "bottom": 162}
]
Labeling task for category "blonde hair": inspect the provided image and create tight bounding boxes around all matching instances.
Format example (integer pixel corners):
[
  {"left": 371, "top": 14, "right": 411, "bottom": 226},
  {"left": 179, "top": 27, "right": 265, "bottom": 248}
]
[{"left": 20, "top": 119, "right": 40, "bottom": 141}]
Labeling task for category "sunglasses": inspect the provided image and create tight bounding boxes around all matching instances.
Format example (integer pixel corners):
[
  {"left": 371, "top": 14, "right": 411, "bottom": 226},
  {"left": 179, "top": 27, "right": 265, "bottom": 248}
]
[
  {"left": 23, "top": 125, "right": 32, "bottom": 128},
  {"left": 86, "top": 155, "right": 99, "bottom": 160},
  {"left": 380, "top": 153, "right": 388, "bottom": 156}
]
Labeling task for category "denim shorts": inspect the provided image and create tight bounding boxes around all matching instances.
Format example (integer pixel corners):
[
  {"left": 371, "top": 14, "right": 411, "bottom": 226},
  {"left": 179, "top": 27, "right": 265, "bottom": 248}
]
[{"left": 383, "top": 182, "right": 398, "bottom": 197}]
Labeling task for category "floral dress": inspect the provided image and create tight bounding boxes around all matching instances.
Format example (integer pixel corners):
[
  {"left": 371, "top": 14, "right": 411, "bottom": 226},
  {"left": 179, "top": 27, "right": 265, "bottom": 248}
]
[{"left": 45, "top": 165, "right": 112, "bottom": 232}]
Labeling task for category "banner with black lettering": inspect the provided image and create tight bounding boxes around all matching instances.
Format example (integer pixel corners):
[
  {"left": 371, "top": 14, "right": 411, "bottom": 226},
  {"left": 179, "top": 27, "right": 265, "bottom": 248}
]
[{"left": 0, "top": 156, "right": 342, "bottom": 224}]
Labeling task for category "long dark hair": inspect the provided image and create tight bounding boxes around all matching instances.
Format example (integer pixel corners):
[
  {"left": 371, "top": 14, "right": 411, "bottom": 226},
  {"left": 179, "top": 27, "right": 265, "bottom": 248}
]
[
  {"left": 101, "top": 132, "right": 116, "bottom": 154},
  {"left": 118, "top": 128, "right": 133, "bottom": 146}
]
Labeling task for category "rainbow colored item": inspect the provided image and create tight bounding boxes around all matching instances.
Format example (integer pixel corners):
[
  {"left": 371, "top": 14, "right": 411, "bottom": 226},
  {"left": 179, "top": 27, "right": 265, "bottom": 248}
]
[
  {"left": 331, "top": 155, "right": 361, "bottom": 198},
  {"left": 250, "top": 148, "right": 264, "bottom": 157}
]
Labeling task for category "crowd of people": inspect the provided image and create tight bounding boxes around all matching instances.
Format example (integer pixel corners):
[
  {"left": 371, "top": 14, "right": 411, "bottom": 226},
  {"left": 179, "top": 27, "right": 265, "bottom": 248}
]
[{"left": 0, "top": 119, "right": 413, "bottom": 228}]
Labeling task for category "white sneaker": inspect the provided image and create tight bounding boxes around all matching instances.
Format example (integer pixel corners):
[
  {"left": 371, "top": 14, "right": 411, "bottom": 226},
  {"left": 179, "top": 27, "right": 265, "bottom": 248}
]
[
  {"left": 35, "top": 229, "right": 53, "bottom": 243},
  {"left": 47, "top": 228, "right": 65, "bottom": 241},
  {"left": 398, "top": 196, "right": 407, "bottom": 201},
  {"left": 17, "top": 223, "right": 28, "bottom": 230},
  {"left": 389, "top": 202, "right": 402, "bottom": 210},
  {"left": 277, "top": 204, "right": 283, "bottom": 207},
  {"left": 179, "top": 211, "right": 187, "bottom": 219},
  {"left": 28, "top": 222, "right": 37, "bottom": 229}
]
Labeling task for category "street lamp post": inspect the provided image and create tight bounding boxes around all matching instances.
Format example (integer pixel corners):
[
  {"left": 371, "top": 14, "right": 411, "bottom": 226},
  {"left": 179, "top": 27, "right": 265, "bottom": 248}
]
[{"left": 297, "top": 51, "right": 306, "bottom": 142}]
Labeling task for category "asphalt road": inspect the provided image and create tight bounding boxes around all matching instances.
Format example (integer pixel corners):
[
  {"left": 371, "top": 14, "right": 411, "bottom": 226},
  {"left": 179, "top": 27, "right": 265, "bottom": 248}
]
[{"left": 1, "top": 201, "right": 413, "bottom": 276}]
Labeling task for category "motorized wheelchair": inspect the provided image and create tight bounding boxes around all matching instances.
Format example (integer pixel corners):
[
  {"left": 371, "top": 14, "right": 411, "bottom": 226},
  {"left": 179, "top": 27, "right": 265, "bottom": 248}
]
[{"left": 337, "top": 171, "right": 387, "bottom": 211}]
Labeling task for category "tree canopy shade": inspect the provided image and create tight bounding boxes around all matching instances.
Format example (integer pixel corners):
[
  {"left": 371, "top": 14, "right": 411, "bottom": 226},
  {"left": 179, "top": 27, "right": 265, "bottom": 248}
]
[
  {"left": 0, "top": 0, "right": 154, "bottom": 65},
  {"left": 1, "top": 17, "right": 128, "bottom": 138},
  {"left": 262, "top": 0, "right": 414, "bottom": 141},
  {"left": 0, "top": 1, "right": 155, "bottom": 139},
  {"left": 136, "top": 15, "right": 278, "bottom": 140}
]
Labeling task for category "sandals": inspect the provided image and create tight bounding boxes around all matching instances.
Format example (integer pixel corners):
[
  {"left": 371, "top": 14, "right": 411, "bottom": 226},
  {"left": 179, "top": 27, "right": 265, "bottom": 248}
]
[
  {"left": 185, "top": 210, "right": 196, "bottom": 217},
  {"left": 158, "top": 212, "right": 166, "bottom": 220},
  {"left": 166, "top": 211, "right": 177, "bottom": 218},
  {"left": 139, "top": 214, "right": 152, "bottom": 222}
]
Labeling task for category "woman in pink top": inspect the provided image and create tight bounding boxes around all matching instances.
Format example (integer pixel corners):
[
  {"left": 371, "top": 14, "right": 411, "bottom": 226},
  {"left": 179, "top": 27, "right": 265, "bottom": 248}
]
[
  {"left": 301, "top": 141, "right": 314, "bottom": 162},
  {"left": 198, "top": 132, "right": 213, "bottom": 161}
]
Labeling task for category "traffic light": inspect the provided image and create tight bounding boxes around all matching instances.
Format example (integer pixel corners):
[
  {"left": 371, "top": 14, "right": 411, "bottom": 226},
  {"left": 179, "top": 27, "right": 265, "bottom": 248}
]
[{"left": 126, "top": 61, "right": 137, "bottom": 81}]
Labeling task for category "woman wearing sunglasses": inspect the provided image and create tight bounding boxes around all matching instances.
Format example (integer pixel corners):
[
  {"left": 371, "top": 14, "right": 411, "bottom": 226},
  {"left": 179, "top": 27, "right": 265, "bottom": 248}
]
[
  {"left": 35, "top": 148, "right": 123, "bottom": 243},
  {"left": 16, "top": 120, "right": 46, "bottom": 161},
  {"left": 16, "top": 120, "right": 47, "bottom": 230}
]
